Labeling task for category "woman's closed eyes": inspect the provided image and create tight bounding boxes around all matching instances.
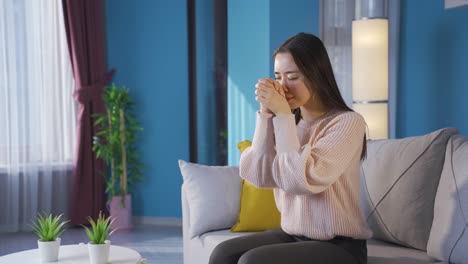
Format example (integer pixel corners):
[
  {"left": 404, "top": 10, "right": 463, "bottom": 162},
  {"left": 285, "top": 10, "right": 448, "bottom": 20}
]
[{"left": 275, "top": 75, "right": 299, "bottom": 81}]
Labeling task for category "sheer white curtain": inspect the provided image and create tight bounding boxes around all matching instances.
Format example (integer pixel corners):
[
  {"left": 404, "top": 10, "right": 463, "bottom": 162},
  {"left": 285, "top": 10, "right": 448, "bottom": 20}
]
[
  {"left": 320, "top": 0, "right": 399, "bottom": 138},
  {"left": 320, "top": 0, "right": 355, "bottom": 108},
  {"left": 0, "top": 0, "right": 76, "bottom": 232}
]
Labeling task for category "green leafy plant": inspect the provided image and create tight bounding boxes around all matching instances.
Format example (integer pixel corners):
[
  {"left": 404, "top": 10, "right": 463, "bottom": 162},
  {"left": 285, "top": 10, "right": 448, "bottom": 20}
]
[
  {"left": 93, "top": 83, "right": 144, "bottom": 206},
  {"left": 82, "top": 212, "right": 115, "bottom": 244},
  {"left": 32, "top": 213, "right": 69, "bottom": 242}
]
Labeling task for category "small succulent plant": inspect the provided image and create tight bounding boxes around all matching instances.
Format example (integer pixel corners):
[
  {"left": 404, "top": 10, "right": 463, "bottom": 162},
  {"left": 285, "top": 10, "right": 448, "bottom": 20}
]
[
  {"left": 82, "top": 211, "right": 115, "bottom": 244},
  {"left": 32, "top": 213, "right": 69, "bottom": 242}
]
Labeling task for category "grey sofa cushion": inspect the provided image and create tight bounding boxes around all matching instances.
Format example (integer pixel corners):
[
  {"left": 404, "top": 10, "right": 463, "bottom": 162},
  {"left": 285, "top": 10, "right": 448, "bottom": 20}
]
[
  {"left": 360, "top": 128, "right": 458, "bottom": 250},
  {"left": 427, "top": 135, "right": 468, "bottom": 264}
]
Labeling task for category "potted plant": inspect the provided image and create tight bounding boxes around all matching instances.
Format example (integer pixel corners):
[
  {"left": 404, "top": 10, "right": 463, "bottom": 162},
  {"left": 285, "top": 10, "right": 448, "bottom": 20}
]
[
  {"left": 82, "top": 211, "right": 115, "bottom": 264},
  {"left": 32, "top": 213, "right": 69, "bottom": 262},
  {"left": 93, "top": 83, "right": 144, "bottom": 229}
]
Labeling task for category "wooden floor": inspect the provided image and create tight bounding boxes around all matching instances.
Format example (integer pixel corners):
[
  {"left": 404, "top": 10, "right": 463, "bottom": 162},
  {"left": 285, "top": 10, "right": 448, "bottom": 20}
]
[{"left": 0, "top": 223, "right": 183, "bottom": 263}]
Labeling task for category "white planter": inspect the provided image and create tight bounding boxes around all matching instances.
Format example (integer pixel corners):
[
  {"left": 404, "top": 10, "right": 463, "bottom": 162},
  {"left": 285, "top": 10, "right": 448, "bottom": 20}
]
[
  {"left": 88, "top": 240, "right": 111, "bottom": 264},
  {"left": 37, "top": 238, "right": 61, "bottom": 262}
]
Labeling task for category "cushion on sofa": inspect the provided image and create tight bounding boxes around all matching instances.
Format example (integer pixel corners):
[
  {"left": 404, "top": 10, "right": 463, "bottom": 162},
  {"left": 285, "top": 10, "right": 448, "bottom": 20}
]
[
  {"left": 231, "top": 140, "right": 281, "bottom": 232},
  {"left": 427, "top": 135, "right": 468, "bottom": 264},
  {"left": 231, "top": 180, "right": 281, "bottom": 232},
  {"left": 179, "top": 160, "right": 243, "bottom": 238},
  {"left": 360, "top": 128, "right": 458, "bottom": 250}
]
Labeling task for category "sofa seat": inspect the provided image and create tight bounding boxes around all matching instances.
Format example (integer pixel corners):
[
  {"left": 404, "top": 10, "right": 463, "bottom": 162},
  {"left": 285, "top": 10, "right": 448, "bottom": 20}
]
[
  {"left": 367, "top": 239, "right": 438, "bottom": 264},
  {"left": 184, "top": 230, "right": 250, "bottom": 264},
  {"left": 189, "top": 229, "right": 441, "bottom": 264},
  {"left": 200, "top": 229, "right": 251, "bottom": 249}
]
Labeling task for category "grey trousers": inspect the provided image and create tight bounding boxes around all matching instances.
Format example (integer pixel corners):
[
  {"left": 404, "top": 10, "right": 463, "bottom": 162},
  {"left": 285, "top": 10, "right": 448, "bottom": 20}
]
[{"left": 209, "top": 229, "right": 367, "bottom": 264}]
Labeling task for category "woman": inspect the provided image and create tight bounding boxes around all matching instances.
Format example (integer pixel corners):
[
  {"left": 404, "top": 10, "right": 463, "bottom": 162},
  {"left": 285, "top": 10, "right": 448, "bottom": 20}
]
[{"left": 209, "top": 33, "right": 372, "bottom": 264}]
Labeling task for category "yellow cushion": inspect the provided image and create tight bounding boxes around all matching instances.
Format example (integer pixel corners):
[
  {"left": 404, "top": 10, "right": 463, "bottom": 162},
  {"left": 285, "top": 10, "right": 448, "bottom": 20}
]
[
  {"left": 237, "top": 140, "right": 252, "bottom": 153},
  {"left": 231, "top": 140, "right": 281, "bottom": 232}
]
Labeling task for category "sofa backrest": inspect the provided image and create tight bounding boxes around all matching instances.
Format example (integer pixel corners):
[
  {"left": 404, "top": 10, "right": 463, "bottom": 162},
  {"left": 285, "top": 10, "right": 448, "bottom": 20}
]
[
  {"left": 427, "top": 134, "right": 468, "bottom": 264},
  {"left": 360, "top": 128, "right": 458, "bottom": 250}
]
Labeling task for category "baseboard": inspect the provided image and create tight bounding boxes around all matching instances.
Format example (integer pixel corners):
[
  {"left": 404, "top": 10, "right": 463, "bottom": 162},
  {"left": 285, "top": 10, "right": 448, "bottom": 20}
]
[{"left": 132, "top": 216, "right": 182, "bottom": 227}]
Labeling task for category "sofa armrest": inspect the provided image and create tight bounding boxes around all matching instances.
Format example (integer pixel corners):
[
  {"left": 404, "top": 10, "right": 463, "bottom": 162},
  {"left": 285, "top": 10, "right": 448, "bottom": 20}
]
[
  {"left": 182, "top": 178, "right": 243, "bottom": 263},
  {"left": 182, "top": 183, "right": 191, "bottom": 240},
  {"left": 181, "top": 184, "right": 191, "bottom": 264}
]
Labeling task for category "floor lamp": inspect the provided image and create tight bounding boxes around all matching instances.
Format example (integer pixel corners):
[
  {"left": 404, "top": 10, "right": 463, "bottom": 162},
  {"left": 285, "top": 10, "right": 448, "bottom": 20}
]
[{"left": 352, "top": 18, "right": 389, "bottom": 140}]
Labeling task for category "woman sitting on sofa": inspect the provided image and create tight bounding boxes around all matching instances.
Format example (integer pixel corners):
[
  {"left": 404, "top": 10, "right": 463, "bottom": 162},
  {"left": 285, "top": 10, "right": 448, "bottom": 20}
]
[{"left": 209, "top": 33, "right": 373, "bottom": 264}]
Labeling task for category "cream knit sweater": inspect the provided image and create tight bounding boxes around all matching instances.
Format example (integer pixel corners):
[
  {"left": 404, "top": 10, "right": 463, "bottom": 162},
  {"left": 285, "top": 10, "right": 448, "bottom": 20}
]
[{"left": 239, "top": 110, "right": 373, "bottom": 240}]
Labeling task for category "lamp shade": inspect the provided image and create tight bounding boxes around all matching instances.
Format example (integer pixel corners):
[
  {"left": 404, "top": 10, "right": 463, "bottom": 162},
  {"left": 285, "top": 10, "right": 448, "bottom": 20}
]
[
  {"left": 353, "top": 103, "right": 388, "bottom": 139},
  {"left": 352, "top": 18, "right": 389, "bottom": 140},
  {"left": 352, "top": 19, "right": 388, "bottom": 101},
  {"left": 352, "top": 18, "right": 388, "bottom": 101}
]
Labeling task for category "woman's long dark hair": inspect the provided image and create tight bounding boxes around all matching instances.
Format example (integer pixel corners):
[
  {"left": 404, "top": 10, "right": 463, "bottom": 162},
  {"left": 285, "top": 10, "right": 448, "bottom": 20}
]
[{"left": 273, "top": 33, "right": 367, "bottom": 159}]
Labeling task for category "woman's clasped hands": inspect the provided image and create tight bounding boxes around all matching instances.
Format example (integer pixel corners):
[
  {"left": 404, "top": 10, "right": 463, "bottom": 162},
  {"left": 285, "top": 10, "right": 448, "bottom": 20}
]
[{"left": 255, "top": 78, "right": 290, "bottom": 115}]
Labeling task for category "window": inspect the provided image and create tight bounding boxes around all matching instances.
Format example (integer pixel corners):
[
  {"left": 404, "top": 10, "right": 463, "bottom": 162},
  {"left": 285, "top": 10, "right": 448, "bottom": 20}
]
[{"left": 0, "top": 0, "right": 76, "bottom": 168}]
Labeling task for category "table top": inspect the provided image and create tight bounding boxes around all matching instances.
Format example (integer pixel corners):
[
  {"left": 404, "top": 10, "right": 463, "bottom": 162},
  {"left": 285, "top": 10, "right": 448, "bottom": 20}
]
[{"left": 0, "top": 244, "right": 146, "bottom": 264}]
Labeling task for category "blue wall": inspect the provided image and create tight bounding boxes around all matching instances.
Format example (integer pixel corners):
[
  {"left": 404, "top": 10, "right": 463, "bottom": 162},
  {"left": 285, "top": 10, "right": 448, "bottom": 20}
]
[
  {"left": 227, "top": 0, "right": 271, "bottom": 165},
  {"left": 227, "top": 0, "right": 320, "bottom": 165},
  {"left": 269, "top": 0, "right": 320, "bottom": 74},
  {"left": 398, "top": 0, "right": 468, "bottom": 137},
  {"left": 106, "top": 0, "right": 189, "bottom": 217}
]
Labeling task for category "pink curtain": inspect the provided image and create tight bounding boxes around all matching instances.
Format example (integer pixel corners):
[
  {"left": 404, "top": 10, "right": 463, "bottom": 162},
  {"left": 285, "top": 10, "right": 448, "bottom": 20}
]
[{"left": 62, "top": 0, "right": 115, "bottom": 224}]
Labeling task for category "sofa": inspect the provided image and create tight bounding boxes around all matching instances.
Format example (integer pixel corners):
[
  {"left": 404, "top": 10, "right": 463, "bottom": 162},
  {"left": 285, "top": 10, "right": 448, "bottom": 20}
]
[{"left": 180, "top": 128, "right": 468, "bottom": 264}]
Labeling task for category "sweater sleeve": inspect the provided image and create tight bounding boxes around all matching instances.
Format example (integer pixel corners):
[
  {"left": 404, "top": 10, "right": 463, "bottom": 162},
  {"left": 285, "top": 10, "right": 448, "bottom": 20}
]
[
  {"left": 239, "top": 111, "right": 279, "bottom": 188},
  {"left": 272, "top": 112, "right": 366, "bottom": 195}
]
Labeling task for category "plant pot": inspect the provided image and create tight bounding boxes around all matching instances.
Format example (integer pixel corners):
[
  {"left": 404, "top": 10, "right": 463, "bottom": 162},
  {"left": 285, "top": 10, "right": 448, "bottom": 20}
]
[
  {"left": 109, "top": 194, "right": 132, "bottom": 230},
  {"left": 88, "top": 240, "right": 111, "bottom": 264},
  {"left": 37, "top": 238, "right": 61, "bottom": 262}
]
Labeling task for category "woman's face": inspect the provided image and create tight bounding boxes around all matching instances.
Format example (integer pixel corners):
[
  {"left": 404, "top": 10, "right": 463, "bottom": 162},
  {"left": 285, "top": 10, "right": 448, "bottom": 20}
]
[{"left": 274, "top": 52, "right": 312, "bottom": 109}]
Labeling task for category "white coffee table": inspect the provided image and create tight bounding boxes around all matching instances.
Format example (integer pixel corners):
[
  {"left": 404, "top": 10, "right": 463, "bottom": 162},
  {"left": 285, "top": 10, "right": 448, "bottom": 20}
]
[{"left": 0, "top": 244, "right": 146, "bottom": 263}]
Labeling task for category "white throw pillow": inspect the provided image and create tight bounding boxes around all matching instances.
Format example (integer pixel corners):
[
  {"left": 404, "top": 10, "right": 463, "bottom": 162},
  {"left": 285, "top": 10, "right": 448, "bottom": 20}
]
[{"left": 179, "top": 160, "right": 242, "bottom": 238}]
